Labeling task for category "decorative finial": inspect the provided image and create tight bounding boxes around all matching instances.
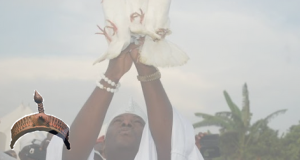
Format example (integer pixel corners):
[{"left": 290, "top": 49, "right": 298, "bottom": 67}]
[
  {"left": 34, "top": 90, "right": 43, "bottom": 103},
  {"left": 34, "top": 90, "right": 44, "bottom": 113}
]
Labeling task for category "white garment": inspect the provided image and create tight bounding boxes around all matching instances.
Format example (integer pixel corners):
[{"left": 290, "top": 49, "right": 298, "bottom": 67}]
[
  {"left": 46, "top": 108, "right": 204, "bottom": 160},
  {"left": 19, "top": 132, "right": 45, "bottom": 150},
  {"left": 107, "top": 98, "right": 147, "bottom": 129},
  {"left": 0, "top": 151, "right": 17, "bottom": 160}
]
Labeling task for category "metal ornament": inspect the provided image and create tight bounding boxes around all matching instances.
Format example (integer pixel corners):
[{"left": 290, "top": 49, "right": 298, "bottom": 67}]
[{"left": 10, "top": 91, "right": 71, "bottom": 150}]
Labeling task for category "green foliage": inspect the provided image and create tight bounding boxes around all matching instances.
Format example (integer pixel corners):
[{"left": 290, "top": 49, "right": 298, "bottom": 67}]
[
  {"left": 218, "top": 131, "right": 240, "bottom": 159},
  {"left": 194, "top": 83, "right": 289, "bottom": 160},
  {"left": 245, "top": 126, "right": 283, "bottom": 160},
  {"left": 281, "top": 121, "right": 300, "bottom": 160}
]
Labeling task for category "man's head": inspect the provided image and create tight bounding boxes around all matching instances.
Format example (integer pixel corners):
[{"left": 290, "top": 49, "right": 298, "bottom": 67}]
[
  {"left": 105, "top": 113, "right": 145, "bottom": 151},
  {"left": 97, "top": 98, "right": 147, "bottom": 159}
]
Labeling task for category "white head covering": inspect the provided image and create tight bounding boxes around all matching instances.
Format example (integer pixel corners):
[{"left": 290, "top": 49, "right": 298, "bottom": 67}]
[
  {"left": 19, "top": 132, "right": 45, "bottom": 150},
  {"left": 107, "top": 97, "right": 147, "bottom": 129}
]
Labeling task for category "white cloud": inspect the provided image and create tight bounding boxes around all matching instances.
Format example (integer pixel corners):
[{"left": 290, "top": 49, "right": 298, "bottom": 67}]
[{"left": 0, "top": 57, "right": 102, "bottom": 82}]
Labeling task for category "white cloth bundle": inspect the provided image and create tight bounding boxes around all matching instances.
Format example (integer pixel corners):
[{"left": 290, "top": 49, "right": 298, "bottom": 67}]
[{"left": 94, "top": 0, "right": 189, "bottom": 67}]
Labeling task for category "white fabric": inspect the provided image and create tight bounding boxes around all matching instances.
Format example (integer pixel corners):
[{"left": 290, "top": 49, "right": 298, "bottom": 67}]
[
  {"left": 45, "top": 134, "right": 94, "bottom": 160},
  {"left": 134, "top": 107, "right": 203, "bottom": 160},
  {"left": 19, "top": 132, "right": 45, "bottom": 150},
  {"left": 94, "top": 149, "right": 106, "bottom": 160},
  {"left": 46, "top": 107, "right": 204, "bottom": 160},
  {"left": 107, "top": 98, "right": 147, "bottom": 128},
  {"left": 0, "top": 151, "right": 17, "bottom": 160},
  {"left": 45, "top": 134, "right": 62, "bottom": 160}
]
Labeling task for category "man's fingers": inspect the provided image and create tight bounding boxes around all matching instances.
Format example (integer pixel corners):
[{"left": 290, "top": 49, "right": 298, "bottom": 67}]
[{"left": 129, "top": 46, "right": 140, "bottom": 61}]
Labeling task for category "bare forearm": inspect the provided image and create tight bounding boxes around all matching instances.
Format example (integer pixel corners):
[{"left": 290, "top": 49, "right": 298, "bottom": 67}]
[
  {"left": 63, "top": 73, "right": 119, "bottom": 160},
  {"left": 141, "top": 80, "right": 173, "bottom": 141},
  {"left": 61, "top": 40, "right": 135, "bottom": 160},
  {"left": 135, "top": 63, "right": 173, "bottom": 160}
]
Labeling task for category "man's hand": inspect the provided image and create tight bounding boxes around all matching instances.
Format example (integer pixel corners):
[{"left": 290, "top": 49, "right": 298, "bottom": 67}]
[
  {"left": 129, "top": 37, "right": 157, "bottom": 76},
  {"left": 105, "top": 41, "right": 143, "bottom": 81},
  {"left": 195, "top": 132, "right": 207, "bottom": 150}
]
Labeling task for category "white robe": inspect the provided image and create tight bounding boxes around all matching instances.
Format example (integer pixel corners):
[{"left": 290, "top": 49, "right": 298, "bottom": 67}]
[{"left": 46, "top": 108, "right": 204, "bottom": 160}]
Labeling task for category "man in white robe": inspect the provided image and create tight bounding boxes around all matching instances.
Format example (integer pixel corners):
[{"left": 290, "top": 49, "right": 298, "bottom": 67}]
[
  {"left": 46, "top": 39, "right": 204, "bottom": 160},
  {"left": 46, "top": 99, "right": 203, "bottom": 160}
]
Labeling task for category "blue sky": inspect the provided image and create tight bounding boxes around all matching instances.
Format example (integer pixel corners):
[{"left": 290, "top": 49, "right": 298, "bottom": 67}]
[{"left": 0, "top": 0, "right": 299, "bottom": 135}]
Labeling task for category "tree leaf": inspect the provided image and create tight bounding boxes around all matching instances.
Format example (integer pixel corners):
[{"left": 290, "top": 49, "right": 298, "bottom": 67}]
[
  {"left": 263, "top": 109, "right": 287, "bottom": 124},
  {"left": 241, "top": 83, "right": 251, "bottom": 128},
  {"left": 194, "top": 112, "right": 216, "bottom": 120},
  {"left": 193, "top": 118, "right": 231, "bottom": 130},
  {"left": 223, "top": 90, "right": 242, "bottom": 119}
]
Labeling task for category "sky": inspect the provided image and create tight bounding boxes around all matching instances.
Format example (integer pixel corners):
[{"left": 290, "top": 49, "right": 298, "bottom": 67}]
[{"left": 0, "top": 0, "right": 299, "bottom": 136}]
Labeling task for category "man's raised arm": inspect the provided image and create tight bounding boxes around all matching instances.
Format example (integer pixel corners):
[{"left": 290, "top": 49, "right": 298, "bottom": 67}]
[
  {"left": 131, "top": 47, "right": 173, "bottom": 160},
  {"left": 62, "top": 45, "right": 135, "bottom": 160}
]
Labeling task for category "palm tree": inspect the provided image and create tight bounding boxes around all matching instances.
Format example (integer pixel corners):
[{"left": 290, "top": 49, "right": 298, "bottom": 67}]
[{"left": 193, "top": 83, "right": 287, "bottom": 159}]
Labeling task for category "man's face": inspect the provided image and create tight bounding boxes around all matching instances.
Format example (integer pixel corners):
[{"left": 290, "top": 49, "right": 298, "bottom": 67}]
[{"left": 104, "top": 113, "right": 145, "bottom": 153}]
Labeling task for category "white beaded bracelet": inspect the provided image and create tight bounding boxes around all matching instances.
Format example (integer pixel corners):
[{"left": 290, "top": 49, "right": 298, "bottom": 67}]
[
  {"left": 96, "top": 74, "right": 121, "bottom": 93},
  {"left": 100, "top": 73, "right": 121, "bottom": 88},
  {"left": 96, "top": 80, "right": 119, "bottom": 93}
]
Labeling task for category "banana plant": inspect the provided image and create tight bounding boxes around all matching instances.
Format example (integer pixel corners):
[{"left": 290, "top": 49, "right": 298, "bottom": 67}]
[{"left": 193, "top": 83, "right": 287, "bottom": 159}]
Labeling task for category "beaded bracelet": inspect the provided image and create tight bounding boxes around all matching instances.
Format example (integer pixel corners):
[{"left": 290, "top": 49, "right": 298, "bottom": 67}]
[
  {"left": 100, "top": 73, "right": 120, "bottom": 88},
  {"left": 96, "top": 74, "right": 120, "bottom": 93},
  {"left": 137, "top": 68, "right": 161, "bottom": 82},
  {"left": 96, "top": 80, "right": 119, "bottom": 93}
]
